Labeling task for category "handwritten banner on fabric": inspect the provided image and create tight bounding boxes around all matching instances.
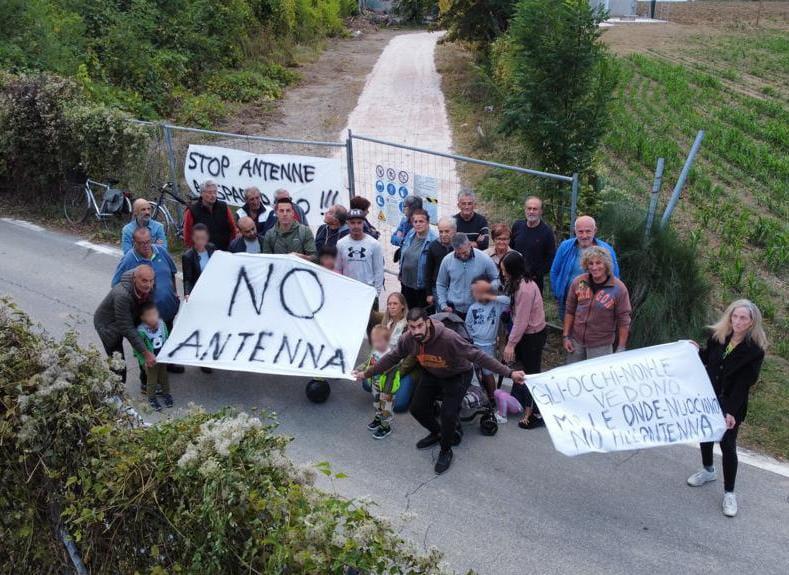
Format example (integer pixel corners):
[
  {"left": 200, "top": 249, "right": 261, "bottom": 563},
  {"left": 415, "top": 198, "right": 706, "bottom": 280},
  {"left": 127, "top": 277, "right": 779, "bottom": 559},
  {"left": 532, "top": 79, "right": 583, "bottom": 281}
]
[
  {"left": 158, "top": 252, "right": 376, "bottom": 379},
  {"left": 183, "top": 144, "right": 344, "bottom": 224},
  {"left": 525, "top": 341, "right": 726, "bottom": 456}
]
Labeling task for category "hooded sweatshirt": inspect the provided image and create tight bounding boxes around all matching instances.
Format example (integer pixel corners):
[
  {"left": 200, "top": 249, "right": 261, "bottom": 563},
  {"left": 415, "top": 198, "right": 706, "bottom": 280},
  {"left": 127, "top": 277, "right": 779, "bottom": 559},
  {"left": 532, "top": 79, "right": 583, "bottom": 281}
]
[{"left": 364, "top": 319, "right": 512, "bottom": 380}]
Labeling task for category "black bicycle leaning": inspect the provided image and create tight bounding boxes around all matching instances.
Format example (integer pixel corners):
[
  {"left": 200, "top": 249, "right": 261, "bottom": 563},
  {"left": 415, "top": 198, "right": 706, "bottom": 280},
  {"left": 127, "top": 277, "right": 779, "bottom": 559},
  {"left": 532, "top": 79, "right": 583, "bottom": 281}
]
[{"left": 150, "top": 182, "right": 187, "bottom": 240}]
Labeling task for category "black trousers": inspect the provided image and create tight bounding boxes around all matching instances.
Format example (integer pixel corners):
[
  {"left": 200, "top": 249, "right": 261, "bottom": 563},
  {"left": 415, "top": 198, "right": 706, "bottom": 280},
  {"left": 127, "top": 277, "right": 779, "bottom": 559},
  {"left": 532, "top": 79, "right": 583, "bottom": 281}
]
[
  {"left": 101, "top": 337, "right": 127, "bottom": 384},
  {"left": 701, "top": 425, "right": 740, "bottom": 492},
  {"left": 401, "top": 285, "right": 428, "bottom": 310},
  {"left": 409, "top": 369, "right": 472, "bottom": 451},
  {"left": 511, "top": 327, "right": 547, "bottom": 414}
]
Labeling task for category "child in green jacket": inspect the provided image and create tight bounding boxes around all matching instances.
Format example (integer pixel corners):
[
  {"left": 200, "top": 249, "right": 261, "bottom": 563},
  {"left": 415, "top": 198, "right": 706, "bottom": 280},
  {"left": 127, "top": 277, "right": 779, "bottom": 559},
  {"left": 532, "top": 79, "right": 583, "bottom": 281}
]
[{"left": 133, "top": 302, "right": 173, "bottom": 411}]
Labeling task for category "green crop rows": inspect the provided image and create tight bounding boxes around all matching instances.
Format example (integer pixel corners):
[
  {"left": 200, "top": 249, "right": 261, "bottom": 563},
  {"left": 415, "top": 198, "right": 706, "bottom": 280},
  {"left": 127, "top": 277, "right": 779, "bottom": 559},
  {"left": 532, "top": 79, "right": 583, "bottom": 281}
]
[{"left": 604, "top": 31, "right": 788, "bottom": 363}]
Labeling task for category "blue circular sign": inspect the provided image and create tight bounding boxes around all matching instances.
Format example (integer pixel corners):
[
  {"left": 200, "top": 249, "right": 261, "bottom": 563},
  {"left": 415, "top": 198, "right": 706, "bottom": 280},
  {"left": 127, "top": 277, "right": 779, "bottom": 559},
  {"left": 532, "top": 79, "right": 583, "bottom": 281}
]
[
  {"left": 375, "top": 195, "right": 384, "bottom": 207},
  {"left": 375, "top": 180, "right": 384, "bottom": 193},
  {"left": 399, "top": 186, "right": 408, "bottom": 198},
  {"left": 387, "top": 183, "right": 396, "bottom": 196},
  {"left": 398, "top": 201, "right": 405, "bottom": 213}
]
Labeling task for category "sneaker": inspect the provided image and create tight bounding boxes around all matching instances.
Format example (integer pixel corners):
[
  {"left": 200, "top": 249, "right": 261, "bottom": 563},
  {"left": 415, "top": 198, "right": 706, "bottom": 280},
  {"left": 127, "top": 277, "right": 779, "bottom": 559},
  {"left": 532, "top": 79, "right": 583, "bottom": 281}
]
[
  {"left": 434, "top": 449, "right": 453, "bottom": 474},
  {"left": 200, "top": 367, "right": 213, "bottom": 374},
  {"left": 372, "top": 425, "right": 392, "bottom": 440},
  {"left": 495, "top": 413, "right": 508, "bottom": 424},
  {"left": 722, "top": 492, "right": 737, "bottom": 517},
  {"left": 687, "top": 468, "right": 717, "bottom": 487},
  {"left": 148, "top": 397, "right": 162, "bottom": 412},
  {"left": 416, "top": 432, "right": 441, "bottom": 450},
  {"left": 367, "top": 416, "right": 382, "bottom": 431},
  {"left": 518, "top": 415, "right": 545, "bottom": 430},
  {"left": 160, "top": 393, "right": 174, "bottom": 408}
]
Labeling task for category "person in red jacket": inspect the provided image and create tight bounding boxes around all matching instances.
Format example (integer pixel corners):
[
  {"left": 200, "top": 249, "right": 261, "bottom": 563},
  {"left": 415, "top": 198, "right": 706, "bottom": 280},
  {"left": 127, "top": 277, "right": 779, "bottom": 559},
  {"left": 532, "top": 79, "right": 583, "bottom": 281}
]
[
  {"left": 687, "top": 299, "right": 767, "bottom": 518},
  {"left": 182, "top": 180, "right": 238, "bottom": 250}
]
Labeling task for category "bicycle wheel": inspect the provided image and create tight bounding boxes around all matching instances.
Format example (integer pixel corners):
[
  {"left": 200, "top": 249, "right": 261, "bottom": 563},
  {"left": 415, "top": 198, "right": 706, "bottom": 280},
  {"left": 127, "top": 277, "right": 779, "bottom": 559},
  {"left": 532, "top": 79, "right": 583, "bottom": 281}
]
[
  {"left": 63, "top": 185, "right": 90, "bottom": 224},
  {"left": 150, "top": 202, "right": 171, "bottom": 236}
]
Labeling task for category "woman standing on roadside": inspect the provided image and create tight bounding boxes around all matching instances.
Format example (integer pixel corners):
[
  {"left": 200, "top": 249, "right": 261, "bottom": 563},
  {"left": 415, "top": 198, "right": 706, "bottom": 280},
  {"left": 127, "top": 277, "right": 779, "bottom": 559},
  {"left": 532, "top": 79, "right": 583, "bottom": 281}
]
[
  {"left": 376, "top": 292, "right": 418, "bottom": 412},
  {"left": 687, "top": 299, "right": 767, "bottom": 518},
  {"left": 499, "top": 251, "right": 547, "bottom": 429}
]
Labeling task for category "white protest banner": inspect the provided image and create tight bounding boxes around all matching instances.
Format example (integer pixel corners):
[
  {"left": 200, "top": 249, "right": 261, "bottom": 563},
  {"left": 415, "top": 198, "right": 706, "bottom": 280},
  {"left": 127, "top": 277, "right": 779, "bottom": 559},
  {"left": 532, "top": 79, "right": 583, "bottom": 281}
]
[
  {"left": 158, "top": 251, "right": 376, "bottom": 379},
  {"left": 526, "top": 341, "right": 726, "bottom": 456},
  {"left": 183, "top": 144, "right": 344, "bottom": 227}
]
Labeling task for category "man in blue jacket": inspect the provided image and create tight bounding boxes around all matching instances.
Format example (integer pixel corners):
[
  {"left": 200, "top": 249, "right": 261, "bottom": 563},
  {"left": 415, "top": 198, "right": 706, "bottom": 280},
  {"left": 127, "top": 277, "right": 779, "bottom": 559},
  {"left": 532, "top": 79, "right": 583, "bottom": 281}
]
[
  {"left": 436, "top": 233, "right": 499, "bottom": 319},
  {"left": 550, "top": 215, "right": 619, "bottom": 319},
  {"left": 121, "top": 199, "right": 167, "bottom": 254}
]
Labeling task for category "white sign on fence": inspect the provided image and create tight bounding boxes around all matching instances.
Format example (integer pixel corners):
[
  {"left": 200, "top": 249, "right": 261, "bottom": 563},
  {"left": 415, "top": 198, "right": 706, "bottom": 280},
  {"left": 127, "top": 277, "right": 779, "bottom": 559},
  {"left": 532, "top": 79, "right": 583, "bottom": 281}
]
[
  {"left": 183, "top": 144, "right": 344, "bottom": 226},
  {"left": 526, "top": 341, "right": 726, "bottom": 456},
  {"left": 158, "top": 251, "right": 376, "bottom": 379}
]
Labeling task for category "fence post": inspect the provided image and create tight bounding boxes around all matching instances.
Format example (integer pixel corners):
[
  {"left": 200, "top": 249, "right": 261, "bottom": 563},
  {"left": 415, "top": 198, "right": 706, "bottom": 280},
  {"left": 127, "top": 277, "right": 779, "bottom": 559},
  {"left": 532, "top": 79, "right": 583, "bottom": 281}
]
[
  {"left": 162, "top": 123, "right": 181, "bottom": 198},
  {"left": 660, "top": 130, "right": 704, "bottom": 229},
  {"left": 346, "top": 129, "right": 356, "bottom": 198},
  {"left": 644, "top": 157, "right": 665, "bottom": 240},
  {"left": 570, "top": 172, "right": 579, "bottom": 235}
]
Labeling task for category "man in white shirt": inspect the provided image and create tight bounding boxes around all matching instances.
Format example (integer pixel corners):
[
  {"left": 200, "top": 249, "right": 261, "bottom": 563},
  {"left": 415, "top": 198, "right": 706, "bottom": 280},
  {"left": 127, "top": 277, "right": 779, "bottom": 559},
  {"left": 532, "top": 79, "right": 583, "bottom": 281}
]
[{"left": 336, "top": 209, "right": 384, "bottom": 309}]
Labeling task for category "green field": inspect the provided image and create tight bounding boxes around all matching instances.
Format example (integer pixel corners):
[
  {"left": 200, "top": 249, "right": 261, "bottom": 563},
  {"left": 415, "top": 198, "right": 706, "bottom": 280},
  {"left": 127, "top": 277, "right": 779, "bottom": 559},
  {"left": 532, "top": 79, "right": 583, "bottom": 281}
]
[{"left": 437, "top": 23, "right": 788, "bottom": 459}]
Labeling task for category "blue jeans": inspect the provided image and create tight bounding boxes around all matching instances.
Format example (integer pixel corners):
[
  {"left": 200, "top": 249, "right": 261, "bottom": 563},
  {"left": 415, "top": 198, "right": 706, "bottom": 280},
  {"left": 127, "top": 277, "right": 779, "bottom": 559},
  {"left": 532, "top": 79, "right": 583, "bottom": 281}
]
[{"left": 364, "top": 373, "right": 414, "bottom": 413}]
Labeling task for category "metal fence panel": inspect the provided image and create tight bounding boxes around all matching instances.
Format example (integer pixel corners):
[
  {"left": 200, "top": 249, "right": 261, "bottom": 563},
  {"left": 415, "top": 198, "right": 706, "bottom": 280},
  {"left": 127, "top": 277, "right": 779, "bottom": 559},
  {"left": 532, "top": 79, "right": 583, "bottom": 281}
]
[{"left": 348, "top": 132, "right": 575, "bottom": 274}]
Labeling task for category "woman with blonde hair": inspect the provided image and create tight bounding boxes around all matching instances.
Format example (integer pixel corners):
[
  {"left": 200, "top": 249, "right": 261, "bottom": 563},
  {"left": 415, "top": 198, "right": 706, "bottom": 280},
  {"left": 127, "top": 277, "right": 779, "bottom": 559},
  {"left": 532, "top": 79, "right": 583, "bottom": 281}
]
[
  {"left": 687, "top": 299, "right": 767, "bottom": 517},
  {"left": 370, "top": 292, "right": 418, "bottom": 412}
]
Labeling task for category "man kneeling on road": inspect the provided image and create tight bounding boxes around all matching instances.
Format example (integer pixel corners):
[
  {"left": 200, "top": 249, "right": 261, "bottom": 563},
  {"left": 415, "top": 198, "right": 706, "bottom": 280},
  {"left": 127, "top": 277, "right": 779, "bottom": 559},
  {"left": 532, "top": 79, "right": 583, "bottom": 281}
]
[{"left": 354, "top": 307, "right": 526, "bottom": 475}]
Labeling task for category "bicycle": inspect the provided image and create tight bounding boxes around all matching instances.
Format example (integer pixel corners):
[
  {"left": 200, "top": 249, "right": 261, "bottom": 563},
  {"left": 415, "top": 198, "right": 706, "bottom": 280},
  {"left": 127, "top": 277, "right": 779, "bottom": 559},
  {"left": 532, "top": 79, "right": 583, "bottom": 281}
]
[
  {"left": 63, "top": 178, "right": 133, "bottom": 228},
  {"left": 150, "top": 182, "right": 188, "bottom": 240}
]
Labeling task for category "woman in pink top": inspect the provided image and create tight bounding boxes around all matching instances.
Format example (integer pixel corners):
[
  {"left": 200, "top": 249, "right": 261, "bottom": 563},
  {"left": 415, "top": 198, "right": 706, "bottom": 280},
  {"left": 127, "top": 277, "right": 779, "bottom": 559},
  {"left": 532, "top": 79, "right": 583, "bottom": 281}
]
[{"left": 499, "top": 251, "right": 547, "bottom": 429}]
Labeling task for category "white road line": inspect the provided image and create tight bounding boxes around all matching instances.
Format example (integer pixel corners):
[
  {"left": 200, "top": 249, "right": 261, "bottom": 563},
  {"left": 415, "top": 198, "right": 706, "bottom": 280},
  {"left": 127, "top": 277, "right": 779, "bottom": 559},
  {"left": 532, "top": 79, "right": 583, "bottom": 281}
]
[
  {"left": 1, "top": 217, "right": 45, "bottom": 232},
  {"left": 75, "top": 240, "right": 123, "bottom": 257}
]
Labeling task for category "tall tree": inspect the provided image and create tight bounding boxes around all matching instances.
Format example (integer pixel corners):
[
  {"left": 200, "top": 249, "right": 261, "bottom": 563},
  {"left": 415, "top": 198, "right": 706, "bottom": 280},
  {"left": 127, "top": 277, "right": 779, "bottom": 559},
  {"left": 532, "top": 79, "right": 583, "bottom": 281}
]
[{"left": 503, "top": 0, "right": 619, "bottom": 178}]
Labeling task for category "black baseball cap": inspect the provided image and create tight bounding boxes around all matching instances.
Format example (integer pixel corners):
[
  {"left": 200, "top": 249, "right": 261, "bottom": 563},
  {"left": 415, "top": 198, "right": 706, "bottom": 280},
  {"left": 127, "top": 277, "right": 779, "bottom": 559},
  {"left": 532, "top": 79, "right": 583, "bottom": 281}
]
[{"left": 347, "top": 208, "right": 365, "bottom": 220}]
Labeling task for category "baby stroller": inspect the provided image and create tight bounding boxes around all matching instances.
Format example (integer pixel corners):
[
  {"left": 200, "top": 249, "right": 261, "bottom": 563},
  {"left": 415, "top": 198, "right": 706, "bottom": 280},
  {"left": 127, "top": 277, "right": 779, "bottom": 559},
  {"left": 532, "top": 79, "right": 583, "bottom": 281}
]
[{"left": 430, "top": 312, "right": 499, "bottom": 439}]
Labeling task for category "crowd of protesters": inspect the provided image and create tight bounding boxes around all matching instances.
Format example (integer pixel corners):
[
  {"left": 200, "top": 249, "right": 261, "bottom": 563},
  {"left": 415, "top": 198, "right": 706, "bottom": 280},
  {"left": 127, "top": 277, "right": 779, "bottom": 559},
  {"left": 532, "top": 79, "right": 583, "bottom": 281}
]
[{"left": 94, "top": 180, "right": 767, "bottom": 514}]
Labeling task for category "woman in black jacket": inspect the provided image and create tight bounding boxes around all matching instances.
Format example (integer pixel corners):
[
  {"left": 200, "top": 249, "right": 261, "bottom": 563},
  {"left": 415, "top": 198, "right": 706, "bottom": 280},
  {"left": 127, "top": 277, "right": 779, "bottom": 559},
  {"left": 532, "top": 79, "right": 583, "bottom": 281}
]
[{"left": 688, "top": 299, "right": 767, "bottom": 517}]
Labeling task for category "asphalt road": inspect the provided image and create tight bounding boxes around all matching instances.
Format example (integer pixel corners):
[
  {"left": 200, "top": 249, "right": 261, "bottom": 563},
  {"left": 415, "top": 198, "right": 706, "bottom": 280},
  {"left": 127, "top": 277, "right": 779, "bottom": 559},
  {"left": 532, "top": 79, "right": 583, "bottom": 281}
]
[{"left": 1, "top": 218, "right": 788, "bottom": 575}]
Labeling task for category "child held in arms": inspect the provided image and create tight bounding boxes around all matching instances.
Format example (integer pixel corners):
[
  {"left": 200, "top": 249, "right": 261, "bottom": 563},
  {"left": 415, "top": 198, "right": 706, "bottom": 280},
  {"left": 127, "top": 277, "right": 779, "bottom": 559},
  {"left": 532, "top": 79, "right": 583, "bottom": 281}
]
[
  {"left": 133, "top": 302, "right": 174, "bottom": 412},
  {"left": 357, "top": 324, "right": 401, "bottom": 440}
]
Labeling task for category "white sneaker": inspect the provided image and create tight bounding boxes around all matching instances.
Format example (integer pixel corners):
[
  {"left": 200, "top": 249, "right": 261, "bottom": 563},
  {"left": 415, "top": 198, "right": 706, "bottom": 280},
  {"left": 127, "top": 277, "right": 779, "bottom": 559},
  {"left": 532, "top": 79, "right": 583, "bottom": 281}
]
[
  {"left": 495, "top": 413, "right": 508, "bottom": 424},
  {"left": 722, "top": 492, "right": 738, "bottom": 517},
  {"left": 687, "top": 468, "right": 717, "bottom": 486}
]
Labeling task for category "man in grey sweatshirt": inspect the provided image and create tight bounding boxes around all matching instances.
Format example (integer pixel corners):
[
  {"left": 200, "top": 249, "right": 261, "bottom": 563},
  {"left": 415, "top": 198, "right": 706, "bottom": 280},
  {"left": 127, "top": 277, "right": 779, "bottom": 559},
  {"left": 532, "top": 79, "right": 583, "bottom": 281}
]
[
  {"left": 336, "top": 209, "right": 385, "bottom": 306},
  {"left": 436, "top": 233, "right": 499, "bottom": 318}
]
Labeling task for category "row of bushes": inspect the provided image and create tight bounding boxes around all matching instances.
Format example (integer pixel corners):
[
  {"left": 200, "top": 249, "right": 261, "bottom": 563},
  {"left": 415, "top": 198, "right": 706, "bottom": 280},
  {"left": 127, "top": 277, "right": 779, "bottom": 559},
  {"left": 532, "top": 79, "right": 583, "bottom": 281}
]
[
  {"left": 0, "top": 1, "right": 359, "bottom": 200},
  {"left": 1, "top": 0, "right": 356, "bottom": 118},
  {"left": 0, "top": 299, "right": 451, "bottom": 574}
]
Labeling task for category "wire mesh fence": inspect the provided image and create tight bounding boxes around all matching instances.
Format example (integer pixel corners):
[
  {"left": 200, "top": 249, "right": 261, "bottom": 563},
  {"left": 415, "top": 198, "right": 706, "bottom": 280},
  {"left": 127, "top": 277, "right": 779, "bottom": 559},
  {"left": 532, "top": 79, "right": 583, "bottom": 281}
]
[
  {"left": 128, "top": 122, "right": 576, "bottom": 279},
  {"left": 348, "top": 132, "right": 576, "bottom": 274}
]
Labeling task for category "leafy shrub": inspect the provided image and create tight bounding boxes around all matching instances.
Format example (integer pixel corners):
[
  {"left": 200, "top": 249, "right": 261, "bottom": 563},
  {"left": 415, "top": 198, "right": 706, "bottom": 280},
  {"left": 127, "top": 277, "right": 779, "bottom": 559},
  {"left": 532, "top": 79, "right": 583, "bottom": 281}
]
[
  {"left": 207, "top": 69, "right": 285, "bottom": 103},
  {"left": 0, "top": 73, "right": 149, "bottom": 196},
  {"left": 0, "top": 299, "right": 451, "bottom": 574},
  {"left": 174, "top": 93, "right": 229, "bottom": 128},
  {"left": 437, "top": 0, "right": 516, "bottom": 44},
  {"left": 597, "top": 203, "right": 710, "bottom": 348}
]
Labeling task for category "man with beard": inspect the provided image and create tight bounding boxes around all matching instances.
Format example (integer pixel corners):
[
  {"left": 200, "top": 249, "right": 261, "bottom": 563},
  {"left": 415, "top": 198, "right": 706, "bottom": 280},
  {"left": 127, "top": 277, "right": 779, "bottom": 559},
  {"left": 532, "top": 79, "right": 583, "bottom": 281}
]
[
  {"left": 354, "top": 307, "right": 526, "bottom": 474},
  {"left": 509, "top": 196, "right": 555, "bottom": 293},
  {"left": 121, "top": 199, "right": 167, "bottom": 254}
]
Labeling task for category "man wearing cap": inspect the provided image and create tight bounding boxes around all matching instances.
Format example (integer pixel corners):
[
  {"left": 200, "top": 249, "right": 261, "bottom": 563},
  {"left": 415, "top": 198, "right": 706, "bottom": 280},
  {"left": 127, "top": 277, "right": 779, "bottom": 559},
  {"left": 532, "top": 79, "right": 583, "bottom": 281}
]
[{"left": 336, "top": 208, "right": 385, "bottom": 308}]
